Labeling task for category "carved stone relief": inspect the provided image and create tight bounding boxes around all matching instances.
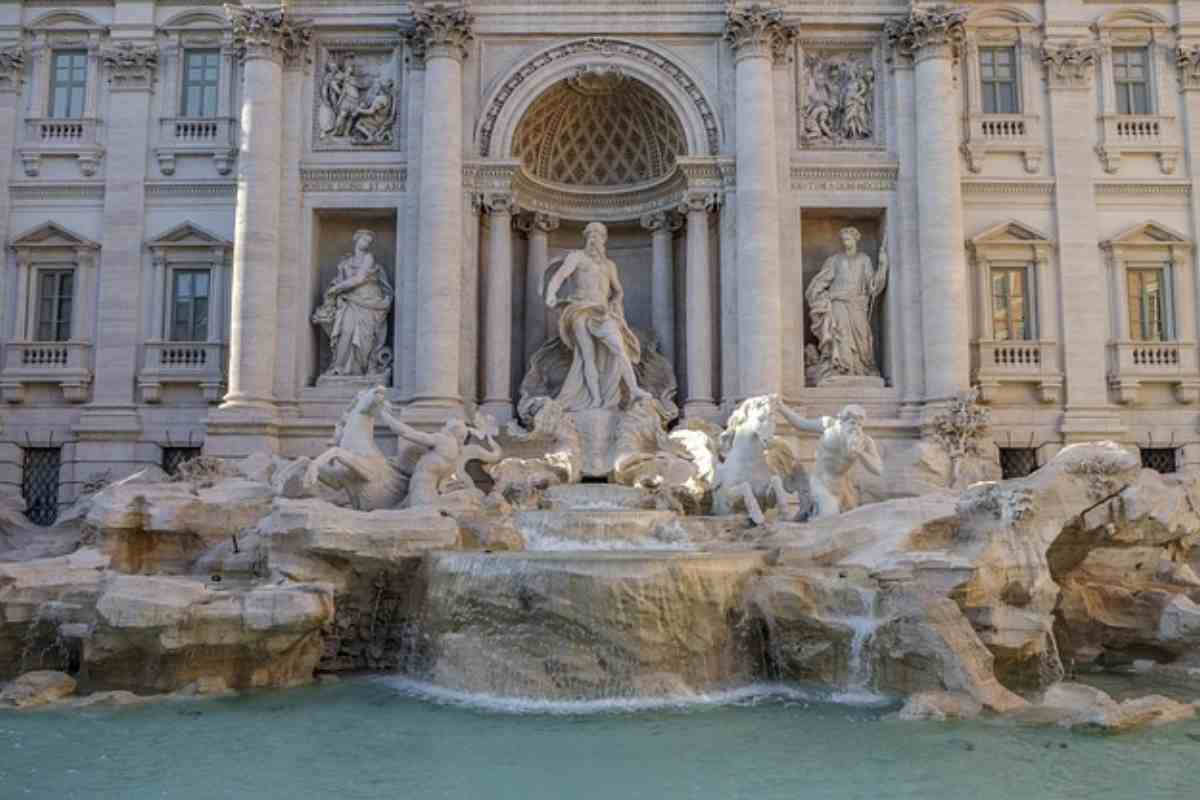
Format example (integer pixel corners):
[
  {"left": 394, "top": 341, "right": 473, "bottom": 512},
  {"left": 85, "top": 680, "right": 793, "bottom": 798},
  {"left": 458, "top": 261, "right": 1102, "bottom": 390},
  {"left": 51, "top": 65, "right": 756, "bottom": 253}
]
[
  {"left": 1178, "top": 45, "right": 1200, "bottom": 91},
  {"left": 1040, "top": 41, "right": 1099, "bottom": 89},
  {"left": 316, "top": 49, "right": 400, "bottom": 148},
  {"left": 800, "top": 52, "right": 876, "bottom": 147}
]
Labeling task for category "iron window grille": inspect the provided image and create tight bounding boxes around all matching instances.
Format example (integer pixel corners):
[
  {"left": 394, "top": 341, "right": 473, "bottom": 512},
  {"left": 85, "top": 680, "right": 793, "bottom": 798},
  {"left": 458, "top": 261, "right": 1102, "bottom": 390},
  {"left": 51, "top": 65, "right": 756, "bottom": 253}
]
[{"left": 21, "top": 447, "right": 62, "bottom": 527}]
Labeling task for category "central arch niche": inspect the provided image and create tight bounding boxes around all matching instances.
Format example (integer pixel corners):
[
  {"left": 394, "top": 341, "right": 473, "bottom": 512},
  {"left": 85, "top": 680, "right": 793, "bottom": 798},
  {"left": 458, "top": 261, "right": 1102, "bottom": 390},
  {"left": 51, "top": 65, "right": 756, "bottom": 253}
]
[{"left": 512, "top": 69, "right": 688, "bottom": 188}]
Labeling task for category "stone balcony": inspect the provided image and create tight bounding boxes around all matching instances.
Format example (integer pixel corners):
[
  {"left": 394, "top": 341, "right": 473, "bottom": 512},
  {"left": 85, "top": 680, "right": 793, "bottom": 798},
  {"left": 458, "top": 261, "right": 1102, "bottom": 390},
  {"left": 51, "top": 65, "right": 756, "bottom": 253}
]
[
  {"left": 0, "top": 341, "right": 93, "bottom": 403},
  {"left": 19, "top": 117, "right": 103, "bottom": 177},
  {"left": 137, "top": 340, "right": 227, "bottom": 403},
  {"left": 972, "top": 339, "right": 1062, "bottom": 403},
  {"left": 1096, "top": 114, "right": 1181, "bottom": 175},
  {"left": 961, "top": 113, "right": 1044, "bottom": 174},
  {"left": 1108, "top": 340, "right": 1200, "bottom": 405},
  {"left": 155, "top": 117, "right": 238, "bottom": 176}
]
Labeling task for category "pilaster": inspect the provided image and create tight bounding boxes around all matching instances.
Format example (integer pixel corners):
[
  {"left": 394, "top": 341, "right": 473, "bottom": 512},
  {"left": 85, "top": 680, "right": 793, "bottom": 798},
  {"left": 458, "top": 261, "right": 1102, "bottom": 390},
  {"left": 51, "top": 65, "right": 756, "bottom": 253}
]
[
  {"left": 1040, "top": 40, "right": 1123, "bottom": 440},
  {"left": 0, "top": 46, "right": 25, "bottom": 342},
  {"left": 641, "top": 211, "right": 682, "bottom": 370},
  {"left": 481, "top": 192, "right": 514, "bottom": 421},
  {"left": 1180, "top": 43, "right": 1200, "bottom": 399}
]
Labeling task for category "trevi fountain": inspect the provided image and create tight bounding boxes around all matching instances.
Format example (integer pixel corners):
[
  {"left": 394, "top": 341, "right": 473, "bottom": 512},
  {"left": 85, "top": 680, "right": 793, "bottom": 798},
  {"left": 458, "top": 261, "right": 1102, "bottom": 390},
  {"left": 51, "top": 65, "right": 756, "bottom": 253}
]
[{"left": 2, "top": 2, "right": 1200, "bottom": 798}]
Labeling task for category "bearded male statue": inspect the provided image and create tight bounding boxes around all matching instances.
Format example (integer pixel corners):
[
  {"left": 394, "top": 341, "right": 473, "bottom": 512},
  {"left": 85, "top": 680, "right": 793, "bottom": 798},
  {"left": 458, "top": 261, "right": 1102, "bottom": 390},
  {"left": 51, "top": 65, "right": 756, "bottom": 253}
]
[{"left": 805, "top": 226, "right": 888, "bottom": 384}]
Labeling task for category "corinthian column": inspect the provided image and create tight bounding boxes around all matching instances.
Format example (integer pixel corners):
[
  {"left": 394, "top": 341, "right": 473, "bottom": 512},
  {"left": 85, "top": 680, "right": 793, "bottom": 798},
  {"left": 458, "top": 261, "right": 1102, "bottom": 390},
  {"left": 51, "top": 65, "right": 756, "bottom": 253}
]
[
  {"left": 524, "top": 212, "right": 559, "bottom": 367},
  {"left": 885, "top": 6, "right": 970, "bottom": 404},
  {"left": 640, "top": 211, "right": 681, "bottom": 368},
  {"left": 724, "top": 4, "right": 795, "bottom": 398},
  {"left": 679, "top": 194, "right": 718, "bottom": 418},
  {"left": 409, "top": 3, "right": 473, "bottom": 416},
  {"left": 0, "top": 47, "right": 24, "bottom": 341},
  {"left": 220, "top": 5, "right": 310, "bottom": 413},
  {"left": 481, "top": 194, "right": 514, "bottom": 421}
]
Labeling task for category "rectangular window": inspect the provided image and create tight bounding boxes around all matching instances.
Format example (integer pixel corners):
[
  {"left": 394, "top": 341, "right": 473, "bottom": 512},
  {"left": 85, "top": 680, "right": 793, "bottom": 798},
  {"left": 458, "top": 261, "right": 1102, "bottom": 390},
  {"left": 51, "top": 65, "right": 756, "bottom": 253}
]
[
  {"left": 181, "top": 49, "right": 221, "bottom": 118},
  {"left": 50, "top": 50, "right": 88, "bottom": 119},
  {"left": 1113, "top": 47, "right": 1152, "bottom": 115},
  {"left": 999, "top": 448, "right": 1039, "bottom": 480},
  {"left": 979, "top": 47, "right": 1019, "bottom": 114},
  {"left": 22, "top": 447, "right": 61, "bottom": 527},
  {"left": 1127, "top": 268, "right": 1168, "bottom": 342},
  {"left": 171, "top": 269, "right": 211, "bottom": 342},
  {"left": 1140, "top": 447, "right": 1177, "bottom": 474},
  {"left": 990, "top": 267, "right": 1032, "bottom": 341},
  {"left": 35, "top": 269, "right": 74, "bottom": 342}
]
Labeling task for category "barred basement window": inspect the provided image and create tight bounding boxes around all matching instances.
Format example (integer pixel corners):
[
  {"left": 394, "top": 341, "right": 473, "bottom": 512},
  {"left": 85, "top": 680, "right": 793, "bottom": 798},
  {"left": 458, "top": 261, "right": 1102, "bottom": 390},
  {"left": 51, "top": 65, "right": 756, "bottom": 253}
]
[
  {"left": 999, "top": 448, "right": 1038, "bottom": 480},
  {"left": 1140, "top": 447, "right": 1177, "bottom": 474},
  {"left": 162, "top": 446, "right": 203, "bottom": 477},
  {"left": 22, "top": 447, "right": 62, "bottom": 527}
]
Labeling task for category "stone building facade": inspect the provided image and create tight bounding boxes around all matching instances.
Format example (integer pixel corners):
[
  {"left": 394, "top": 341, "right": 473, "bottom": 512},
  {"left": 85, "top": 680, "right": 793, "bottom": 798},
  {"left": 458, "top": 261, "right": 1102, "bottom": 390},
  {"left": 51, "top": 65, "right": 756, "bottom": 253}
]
[{"left": 1, "top": 0, "right": 1199, "bottom": 520}]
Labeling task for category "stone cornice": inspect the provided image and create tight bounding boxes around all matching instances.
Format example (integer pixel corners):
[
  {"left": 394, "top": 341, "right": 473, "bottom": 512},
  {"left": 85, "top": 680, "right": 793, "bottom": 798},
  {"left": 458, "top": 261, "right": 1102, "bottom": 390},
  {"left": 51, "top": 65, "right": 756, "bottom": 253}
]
[
  {"left": 224, "top": 4, "right": 312, "bottom": 66},
  {"left": 299, "top": 166, "right": 406, "bottom": 193},
  {"left": 0, "top": 45, "right": 25, "bottom": 93},
  {"left": 1040, "top": 41, "right": 1099, "bottom": 90},
  {"left": 723, "top": 3, "right": 797, "bottom": 65},
  {"left": 1178, "top": 44, "right": 1200, "bottom": 92},
  {"left": 409, "top": 2, "right": 474, "bottom": 64},
  {"left": 790, "top": 164, "right": 897, "bottom": 192},
  {"left": 101, "top": 42, "right": 159, "bottom": 90},
  {"left": 884, "top": 4, "right": 967, "bottom": 61}
]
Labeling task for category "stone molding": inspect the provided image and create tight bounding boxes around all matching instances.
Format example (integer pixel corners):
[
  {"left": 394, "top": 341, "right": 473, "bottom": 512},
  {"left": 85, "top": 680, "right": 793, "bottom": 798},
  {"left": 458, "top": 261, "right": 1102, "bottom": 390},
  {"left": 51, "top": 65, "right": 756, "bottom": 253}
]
[
  {"left": 224, "top": 4, "right": 313, "bottom": 66},
  {"left": 640, "top": 210, "right": 683, "bottom": 233},
  {"left": 101, "top": 42, "right": 159, "bottom": 90},
  {"left": 0, "top": 45, "right": 25, "bottom": 92},
  {"left": 145, "top": 182, "right": 237, "bottom": 201},
  {"left": 1094, "top": 181, "right": 1191, "bottom": 204},
  {"left": 789, "top": 164, "right": 897, "bottom": 192},
  {"left": 723, "top": 3, "right": 797, "bottom": 65},
  {"left": 299, "top": 166, "right": 407, "bottom": 193},
  {"left": 408, "top": 3, "right": 474, "bottom": 64},
  {"left": 1179, "top": 45, "right": 1200, "bottom": 92},
  {"left": 9, "top": 183, "right": 105, "bottom": 203},
  {"left": 1040, "top": 41, "right": 1099, "bottom": 90},
  {"left": 884, "top": 5, "right": 968, "bottom": 61},
  {"left": 477, "top": 37, "right": 721, "bottom": 157}
]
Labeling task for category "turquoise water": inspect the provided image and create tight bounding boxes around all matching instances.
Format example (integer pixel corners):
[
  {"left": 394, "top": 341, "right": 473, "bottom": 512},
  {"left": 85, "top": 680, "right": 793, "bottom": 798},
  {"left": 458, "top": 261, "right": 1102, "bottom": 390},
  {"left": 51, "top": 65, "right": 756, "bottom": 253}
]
[{"left": 2, "top": 678, "right": 1198, "bottom": 800}]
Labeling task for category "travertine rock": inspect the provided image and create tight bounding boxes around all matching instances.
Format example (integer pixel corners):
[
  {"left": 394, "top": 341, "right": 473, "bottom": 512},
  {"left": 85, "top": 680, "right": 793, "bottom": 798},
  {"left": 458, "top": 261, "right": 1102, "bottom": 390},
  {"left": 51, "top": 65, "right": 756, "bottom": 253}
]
[
  {"left": 87, "top": 473, "right": 275, "bottom": 573},
  {"left": 897, "top": 691, "right": 983, "bottom": 721},
  {"left": 1029, "top": 682, "right": 1197, "bottom": 733},
  {"left": 0, "top": 548, "right": 109, "bottom": 679},
  {"left": 417, "top": 551, "right": 768, "bottom": 699},
  {"left": 82, "top": 575, "right": 333, "bottom": 693},
  {"left": 0, "top": 670, "right": 77, "bottom": 708}
]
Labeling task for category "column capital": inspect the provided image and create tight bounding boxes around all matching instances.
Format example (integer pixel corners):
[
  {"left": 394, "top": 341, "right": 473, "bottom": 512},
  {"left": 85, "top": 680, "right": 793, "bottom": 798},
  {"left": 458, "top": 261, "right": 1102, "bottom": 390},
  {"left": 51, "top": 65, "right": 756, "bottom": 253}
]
[
  {"left": 481, "top": 192, "right": 514, "bottom": 215},
  {"left": 884, "top": 5, "right": 968, "bottom": 62},
  {"left": 408, "top": 2, "right": 474, "bottom": 64},
  {"left": 0, "top": 46, "right": 25, "bottom": 93},
  {"left": 1040, "top": 41, "right": 1100, "bottom": 90},
  {"left": 641, "top": 210, "right": 684, "bottom": 233},
  {"left": 678, "top": 192, "right": 720, "bottom": 217},
  {"left": 224, "top": 4, "right": 313, "bottom": 66},
  {"left": 1178, "top": 44, "right": 1200, "bottom": 92},
  {"left": 532, "top": 211, "right": 560, "bottom": 233},
  {"left": 723, "top": 3, "right": 796, "bottom": 65},
  {"left": 101, "top": 42, "right": 159, "bottom": 91}
]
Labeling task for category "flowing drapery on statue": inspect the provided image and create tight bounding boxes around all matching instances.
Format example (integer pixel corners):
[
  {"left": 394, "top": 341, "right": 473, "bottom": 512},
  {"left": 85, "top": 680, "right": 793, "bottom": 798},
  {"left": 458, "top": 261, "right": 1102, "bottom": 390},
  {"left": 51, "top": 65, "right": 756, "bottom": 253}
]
[
  {"left": 805, "top": 226, "right": 888, "bottom": 384},
  {"left": 312, "top": 228, "right": 394, "bottom": 380},
  {"left": 543, "top": 222, "right": 650, "bottom": 411}
]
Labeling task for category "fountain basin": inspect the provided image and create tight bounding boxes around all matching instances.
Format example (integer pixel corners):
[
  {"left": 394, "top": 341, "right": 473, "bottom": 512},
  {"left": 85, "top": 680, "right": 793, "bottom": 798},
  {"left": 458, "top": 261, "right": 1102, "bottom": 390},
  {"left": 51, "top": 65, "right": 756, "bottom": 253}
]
[{"left": 414, "top": 550, "right": 769, "bottom": 699}]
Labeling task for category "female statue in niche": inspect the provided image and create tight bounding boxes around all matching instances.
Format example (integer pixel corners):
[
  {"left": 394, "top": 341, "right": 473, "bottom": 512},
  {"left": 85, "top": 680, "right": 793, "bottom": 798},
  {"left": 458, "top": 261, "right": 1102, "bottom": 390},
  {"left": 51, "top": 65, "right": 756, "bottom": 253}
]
[
  {"left": 805, "top": 226, "right": 888, "bottom": 384},
  {"left": 312, "top": 228, "right": 394, "bottom": 379}
]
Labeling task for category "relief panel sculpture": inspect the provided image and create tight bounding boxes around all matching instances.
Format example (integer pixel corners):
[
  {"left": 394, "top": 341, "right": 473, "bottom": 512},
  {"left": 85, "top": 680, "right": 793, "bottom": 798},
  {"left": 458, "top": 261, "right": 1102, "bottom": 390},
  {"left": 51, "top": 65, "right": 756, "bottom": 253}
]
[
  {"left": 316, "top": 50, "right": 400, "bottom": 148},
  {"left": 800, "top": 51, "right": 876, "bottom": 147}
]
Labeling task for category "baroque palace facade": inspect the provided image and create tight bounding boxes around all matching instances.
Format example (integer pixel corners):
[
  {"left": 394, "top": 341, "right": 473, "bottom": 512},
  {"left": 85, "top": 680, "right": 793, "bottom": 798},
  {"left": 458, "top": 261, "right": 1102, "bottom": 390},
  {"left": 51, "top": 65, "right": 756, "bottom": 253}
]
[{"left": 0, "top": 0, "right": 1199, "bottom": 521}]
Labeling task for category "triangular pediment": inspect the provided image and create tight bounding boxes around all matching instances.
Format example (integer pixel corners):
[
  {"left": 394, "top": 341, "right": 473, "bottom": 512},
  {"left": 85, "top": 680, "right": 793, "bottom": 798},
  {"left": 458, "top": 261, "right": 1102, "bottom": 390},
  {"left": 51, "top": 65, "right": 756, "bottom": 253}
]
[
  {"left": 10, "top": 221, "right": 100, "bottom": 250},
  {"left": 147, "top": 221, "right": 232, "bottom": 249},
  {"left": 1105, "top": 221, "right": 1190, "bottom": 247},
  {"left": 970, "top": 220, "right": 1051, "bottom": 246}
]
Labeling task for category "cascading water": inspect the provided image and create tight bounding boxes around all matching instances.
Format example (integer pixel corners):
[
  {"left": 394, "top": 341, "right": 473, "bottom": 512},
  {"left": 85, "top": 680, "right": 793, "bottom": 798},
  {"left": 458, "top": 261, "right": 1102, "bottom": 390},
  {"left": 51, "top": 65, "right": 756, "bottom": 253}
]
[{"left": 833, "top": 586, "right": 886, "bottom": 704}]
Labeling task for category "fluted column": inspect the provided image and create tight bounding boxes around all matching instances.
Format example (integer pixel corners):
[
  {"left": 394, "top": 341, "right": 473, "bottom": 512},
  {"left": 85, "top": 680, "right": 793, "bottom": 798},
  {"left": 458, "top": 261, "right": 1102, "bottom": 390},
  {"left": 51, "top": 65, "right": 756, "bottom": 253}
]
[
  {"left": 220, "top": 6, "right": 310, "bottom": 413},
  {"left": 681, "top": 194, "right": 718, "bottom": 418},
  {"left": 524, "top": 212, "right": 558, "bottom": 367},
  {"left": 641, "top": 211, "right": 681, "bottom": 368},
  {"left": 724, "top": 4, "right": 794, "bottom": 398},
  {"left": 409, "top": 3, "right": 473, "bottom": 415},
  {"left": 886, "top": 6, "right": 970, "bottom": 404},
  {"left": 481, "top": 194, "right": 514, "bottom": 420}
]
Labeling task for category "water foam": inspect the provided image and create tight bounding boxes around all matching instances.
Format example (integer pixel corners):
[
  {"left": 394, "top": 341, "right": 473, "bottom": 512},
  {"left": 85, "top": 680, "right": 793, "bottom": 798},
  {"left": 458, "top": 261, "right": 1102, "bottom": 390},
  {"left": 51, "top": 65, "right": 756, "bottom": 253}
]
[{"left": 374, "top": 677, "right": 817, "bottom": 715}]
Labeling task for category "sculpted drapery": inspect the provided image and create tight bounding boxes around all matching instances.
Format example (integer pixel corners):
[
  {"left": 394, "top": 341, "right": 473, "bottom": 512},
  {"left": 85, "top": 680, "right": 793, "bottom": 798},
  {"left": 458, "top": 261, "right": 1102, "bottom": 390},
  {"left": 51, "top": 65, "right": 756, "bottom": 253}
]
[
  {"left": 313, "top": 228, "right": 394, "bottom": 378},
  {"left": 805, "top": 226, "right": 888, "bottom": 383}
]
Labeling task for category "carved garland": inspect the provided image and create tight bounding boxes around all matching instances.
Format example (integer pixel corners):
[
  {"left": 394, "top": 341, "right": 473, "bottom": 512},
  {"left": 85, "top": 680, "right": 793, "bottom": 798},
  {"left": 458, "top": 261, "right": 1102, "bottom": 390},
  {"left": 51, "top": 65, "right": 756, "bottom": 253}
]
[
  {"left": 1040, "top": 41, "right": 1099, "bottom": 89},
  {"left": 223, "top": 4, "right": 312, "bottom": 64},
  {"left": 478, "top": 38, "right": 721, "bottom": 157},
  {"left": 1179, "top": 45, "right": 1200, "bottom": 91},
  {"left": 884, "top": 4, "right": 968, "bottom": 57},
  {"left": 0, "top": 45, "right": 24, "bottom": 90},
  {"left": 101, "top": 42, "right": 159, "bottom": 87}
]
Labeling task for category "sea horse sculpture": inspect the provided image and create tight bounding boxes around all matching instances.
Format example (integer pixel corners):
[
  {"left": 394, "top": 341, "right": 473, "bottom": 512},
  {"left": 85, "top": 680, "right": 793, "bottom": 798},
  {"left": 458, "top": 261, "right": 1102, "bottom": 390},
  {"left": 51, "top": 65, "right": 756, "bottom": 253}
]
[
  {"left": 711, "top": 395, "right": 797, "bottom": 525},
  {"left": 486, "top": 397, "right": 583, "bottom": 509}
]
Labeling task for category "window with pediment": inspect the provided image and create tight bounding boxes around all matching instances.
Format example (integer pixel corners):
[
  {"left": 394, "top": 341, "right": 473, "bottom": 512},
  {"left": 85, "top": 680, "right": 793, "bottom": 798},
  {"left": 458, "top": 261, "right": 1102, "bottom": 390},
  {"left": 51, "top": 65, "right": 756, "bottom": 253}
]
[
  {"left": 961, "top": 7, "right": 1043, "bottom": 174},
  {"left": 1092, "top": 9, "right": 1180, "bottom": 175}
]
